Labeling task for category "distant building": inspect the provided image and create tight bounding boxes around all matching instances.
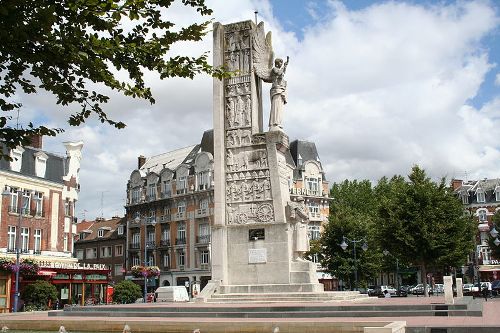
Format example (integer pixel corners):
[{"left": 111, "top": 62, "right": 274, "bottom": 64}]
[
  {"left": 124, "top": 131, "right": 330, "bottom": 292},
  {"left": 0, "top": 135, "right": 84, "bottom": 311},
  {"left": 453, "top": 178, "right": 500, "bottom": 280},
  {"left": 74, "top": 217, "right": 127, "bottom": 284}
]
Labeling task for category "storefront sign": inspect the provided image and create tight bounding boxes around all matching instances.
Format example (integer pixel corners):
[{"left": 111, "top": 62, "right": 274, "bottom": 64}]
[
  {"left": 290, "top": 188, "right": 321, "bottom": 196},
  {"left": 86, "top": 274, "right": 107, "bottom": 281},
  {"left": 38, "top": 261, "right": 108, "bottom": 270},
  {"left": 53, "top": 273, "right": 70, "bottom": 280}
]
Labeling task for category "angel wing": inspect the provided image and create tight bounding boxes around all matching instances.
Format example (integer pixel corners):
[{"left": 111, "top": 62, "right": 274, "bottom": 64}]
[{"left": 252, "top": 22, "right": 274, "bottom": 83}]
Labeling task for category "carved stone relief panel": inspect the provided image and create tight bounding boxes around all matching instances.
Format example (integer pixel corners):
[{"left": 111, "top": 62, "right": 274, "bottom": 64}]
[
  {"left": 224, "top": 28, "right": 251, "bottom": 73},
  {"left": 226, "top": 201, "right": 275, "bottom": 225},
  {"left": 226, "top": 177, "right": 272, "bottom": 203}
]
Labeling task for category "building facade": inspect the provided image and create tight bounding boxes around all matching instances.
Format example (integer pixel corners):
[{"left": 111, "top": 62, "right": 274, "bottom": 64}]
[
  {"left": 0, "top": 136, "right": 83, "bottom": 311},
  {"left": 74, "top": 217, "right": 127, "bottom": 284},
  {"left": 453, "top": 178, "right": 500, "bottom": 281},
  {"left": 124, "top": 131, "right": 330, "bottom": 292}
]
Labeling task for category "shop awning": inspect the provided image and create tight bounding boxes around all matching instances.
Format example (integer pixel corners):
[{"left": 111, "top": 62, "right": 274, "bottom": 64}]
[
  {"left": 38, "top": 270, "right": 57, "bottom": 276},
  {"left": 478, "top": 265, "right": 500, "bottom": 272}
]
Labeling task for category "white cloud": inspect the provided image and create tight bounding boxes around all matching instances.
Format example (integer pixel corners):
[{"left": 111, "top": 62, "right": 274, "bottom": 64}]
[{"left": 26, "top": 0, "right": 500, "bottom": 219}]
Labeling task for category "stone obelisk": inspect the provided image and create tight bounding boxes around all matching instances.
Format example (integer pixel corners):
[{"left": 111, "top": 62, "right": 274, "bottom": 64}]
[{"left": 207, "top": 20, "right": 322, "bottom": 296}]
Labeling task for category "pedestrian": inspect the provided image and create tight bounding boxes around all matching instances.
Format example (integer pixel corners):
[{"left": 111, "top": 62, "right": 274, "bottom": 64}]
[
  {"left": 482, "top": 285, "right": 489, "bottom": 301},
  {"left": 384, "top": 290, "right": 391, "bottom": 298}
]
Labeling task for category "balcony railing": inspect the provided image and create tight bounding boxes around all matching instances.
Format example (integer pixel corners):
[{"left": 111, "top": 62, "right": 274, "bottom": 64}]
[
  {"left": 160, "top": 239, "right": 170, "bottom": 247},
  {"left": 175, "top": 212, "right": 186, "bottom": 220},
  {"left": 130, "top": 242, "right": 140, "bottom": 249},
  {"left": 160, "top": 215, "right": 171, "bottom": 222},
  {"left": 33, "top": 250, "right": 42, "bottom": 255},
  {"left": 195, "top": 208, "right": 208, "bottom": 218},
  {"left": 146, "top": 194, "right": 156, "bottom": 201},
  {"left": 161, "top": 191, "right": 172, "bottom": 199},
  {"left": 146, "top": 241, "right": 156, "bottom": 248},
  {"left": 175, "top": 237, "right": 186, "bottom": 245},
  {"left": 196, "top": 235, "right": 210, "bottom": 244}
]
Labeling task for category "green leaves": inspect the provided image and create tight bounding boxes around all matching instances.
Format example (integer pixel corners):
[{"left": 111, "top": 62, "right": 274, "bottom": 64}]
[{"left": 0, "top": 0, "right": 224, "bottom": 159}]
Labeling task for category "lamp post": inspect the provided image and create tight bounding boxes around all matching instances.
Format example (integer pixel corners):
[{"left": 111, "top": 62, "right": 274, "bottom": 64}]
[
  {"left": 135, "top": 214, "right": 156, "bottom": 303},
  {"left": 340, "top": 236, "right": 368, "bottom": 291},
  {"left": 2, "top": 188, "right": 27, "bottom": 313},
  {"left": 383, "top": 249, "right": 399, "bottom": 290}
]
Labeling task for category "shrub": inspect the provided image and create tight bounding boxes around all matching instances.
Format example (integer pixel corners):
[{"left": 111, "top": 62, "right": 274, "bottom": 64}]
[
  {"left": 112, "top": 280, "right": 142, "bottom": 304},
  {"left": 21, "top": 281, "right": 58, "bottom": 310}
]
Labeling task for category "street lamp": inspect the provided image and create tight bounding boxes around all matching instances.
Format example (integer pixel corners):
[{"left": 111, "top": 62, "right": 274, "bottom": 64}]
[
  {"left": 383, "top": 249, "right": 399, "bottom": 290},
  {"left": 2, "top": 187, "right": 28, "bottom": 312},
  {"left": 340, "top": 236, "right": 368, "bottom": 291},
  {"left": 135, "top": 214, "right": 157, "bottom": 303},
  {"left": 490, "top": 226, "right": 500, "bottom": 246}
]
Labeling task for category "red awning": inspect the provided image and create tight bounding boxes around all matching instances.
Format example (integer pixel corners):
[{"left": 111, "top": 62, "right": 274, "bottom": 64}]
[
  {"left": 38, "top": 270, "right": 57, "bottom": 276},
  {"left": 478, "top": 265, "right": 500, "bottom": 272}
]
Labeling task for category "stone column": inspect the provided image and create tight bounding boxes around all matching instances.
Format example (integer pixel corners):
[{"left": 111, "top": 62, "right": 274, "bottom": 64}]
[
  {"left": 444, "top": 276, "right": 454, "bottom": 304},
  {"left": 456, "top": 278, "right": 463, "bottom": 298}
]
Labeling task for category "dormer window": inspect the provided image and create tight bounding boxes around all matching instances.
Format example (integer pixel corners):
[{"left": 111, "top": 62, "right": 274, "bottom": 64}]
[
  {"left": 496, "top": 186, "right": 500, "bottom": 202},
  {"left": 117, "top": 225, "right": 124, "bottom": 235},
  {"left": 79, "top": 232, "right": 86, "bottom": 240},
  {"left": 461, "top": 193, "right": 469, "bottom": 204},
  {"left": 98, "top": 229, "right": 105, "bottom": 238},
  {"left": 478, "top": 209, "right": 488, "bottom": 222},
  {"left": 477, "top": 190, "right": 486, "bottom": 203},
  {"left": 34, "top": 151, "right": 48, "bottom": 178},
  {"left": 9, "top": 147, "right": 24, "bottom": 172},
  {"left": 297, "top": 154, "right": 302, "bottom": 166},
  {"left": 197, "top": 171, "right": 210, "bottom": 191},
  {"left": 177, "top": 176, "right": 187, "bottom": 194},
  {"left": 147, "top": 183, "right": 156, "bottom": 201}
]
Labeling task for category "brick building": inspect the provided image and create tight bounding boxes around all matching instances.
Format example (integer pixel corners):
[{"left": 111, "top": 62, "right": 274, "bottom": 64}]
[{"left": 0, "top": 136, "right": 83, "bottom": 311}]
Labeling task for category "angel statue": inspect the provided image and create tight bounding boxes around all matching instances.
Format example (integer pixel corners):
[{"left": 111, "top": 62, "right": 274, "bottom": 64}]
[{"left": 253, "top": 22, "right": 290, "bottom": 131}]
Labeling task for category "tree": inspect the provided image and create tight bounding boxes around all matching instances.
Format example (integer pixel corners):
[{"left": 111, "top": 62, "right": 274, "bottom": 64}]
[
  {"left": 112, "top": 280, "right": 142, "bottom": 304},
  {"left": 0, "top": 0, "right": 228, "bottom": 159},
  {"left": 21, "top": 280, "right": 58, "bottom": 310},
  {"left": 376, "top": 166, "right": 475, "bottom": 296},
  {"left": 319, "top": 180, "right": 382, "bottom": 290}
]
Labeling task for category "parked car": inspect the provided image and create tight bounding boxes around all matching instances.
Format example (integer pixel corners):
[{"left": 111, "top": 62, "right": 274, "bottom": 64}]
[
  {"left": 412, "top": 284, "right": 433, "bottom": 295},
  {"left": 433, "top": 284, "right": 444, "bottom": 295},
  {"left": 396, "top": 287, "right": 408, "bottom": 297},
  {"left": 380, "top": 285, "right": 397, "bottom": 295},
  {"left": 463, "top": 283, "right": 479, "bottom": 296},
  {"left": 368, "top": 286, "right": 382, "bottom": 297},
  {"left": 490, "top": 280, "right": 500, "bottom": 296}
]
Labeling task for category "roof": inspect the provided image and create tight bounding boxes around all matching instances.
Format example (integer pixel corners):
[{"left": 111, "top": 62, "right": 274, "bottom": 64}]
[
  {"left": 140, "top": 145, "right": 199, "bottom": 175},
  {"left": 454, "top": 179, "right": 500, "bottom": 193},
  {"left": 0, "top": 143, "right": 66, "bottom": 184},
  {"left": 75, "top": 217, "right": 126, "bottom": 242},
  {"left": 288, "top": 140, "right": 326, "bottom": 180}
]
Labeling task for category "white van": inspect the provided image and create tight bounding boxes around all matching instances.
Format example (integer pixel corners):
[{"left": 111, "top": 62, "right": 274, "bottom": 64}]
[{"left": 154, "top": 286, "right": 189, "bottom": 302}]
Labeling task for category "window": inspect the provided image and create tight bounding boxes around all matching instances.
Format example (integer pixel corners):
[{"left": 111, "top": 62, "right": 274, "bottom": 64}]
[
  {"left": 86, "top": 248, "right": 97, "bottom": 259},
  {"left": 496, "top": 188, "right": 500, "bottom": 201},
  {"left": 22, "top": 190, "right": 31, "bottom": 215},
  {"left": 478, "top": 210, "right": 488, "bottom": 222},
  {"left": 132, "top": 188, "right": 140, "bottom": 203},
  {"left": 162, "top": 181, "right": 171, "bottom": 198},
  {"left": 114, "top": 264, "right": 123, "bottom": 276},
  {"left": 63, "top": 233, "right": 68, "bottom": 252},
  {"left": 21, "top": 227, "right": 29, "bottom": 253},
  {"left": 162, "top": 226, "right": 170, "bottom": 242},
  {"left": 34, "top": 192, "right": 43, "bottom": 217},
  {"left": 8, "top": 226, "right": 16, "bottom": 252},
  {"left": 100, "top": 246, "right": 112, "bottom": 258},
  {"left": 9, "top": 188, "right": 18, "bottom": 213},
  {"left": 200, "top": 250, "right": 210, "bottom": 265},
  {"left": 163, "top": 206, "right": 171, "bottom": 217},
  {"left": 34, "top": 229, "right": 42, "bottom": 253},
  {"left": 132, "top": 232, "right": 140, "bottom": 245},
  {"left": 461, "top": 193, "right": 469, "bottom": 204},
  {"left": 10, "top": 147, "right": 24, "bottom": 172},
  {"left": 177, "top": 176, "right": 187, "bottom": 194},
  {"left": 310, "top": 253, "right": 319, "bottom": 263},
  {"left": 177, "top": 222, "right": 186, "bottom": 244},
  {"left": 307, "top": 202, "right": 320, "bottom": 217},
  {"left": 34, "top": 152, "right": 48, "bottom": 177},
  {"left": 198, "top": 223, "right": 210, "bottom": 243},
  {"left": 147, "top": 183, "right": 156, "bottom": 201},
  {"left": 177, "top": 250, "right": 185, "bottom": 266},
  {"left": 197, "top": 172, "right": 209, "bottom": 190},
  {"left": 200, "top": 199, "right": 209, "bottom": 210},
  {"left": 98, "top": 229, "right": 105, "bottom": 238},
  {"left": 117, "top": 225, "right": 124, "bottom": 235},
  {"left": 148, "top": 209, "right": 156, "bottom": 223},
  {"left": 79, "top": 232, "right": 86, "bottom": 240},
  {"left": 64, "top": 200, "right": 72, "bottom": 216},
  {"left": 147, "top": 229, "right": 155, "bottom": 243},
  {"left": 477, "top": 190, "right": 486, "bottom": 203},
  {"left": 308, "top": 224, "right": 321, "bottom": 241},
  {"left": 76, "top": 249, "right": 84, "bottom": 259},
  {"left": 163, "top": 252, "right": 170, "bottom": 268},
  {"left": 115, "top": 245, "right": 123, "bottom": 257},
  {"left": 177, "top": 201, "right": 186, "bottom": 215},
  {"left": 306, "top": 177, "right": 320, "bottom": 196},
  {"left": 132, "top": 255, "right": 140, "bottom": 266},
  {"left": 147, "top": 254, "right": 154, "bottom": 266}
]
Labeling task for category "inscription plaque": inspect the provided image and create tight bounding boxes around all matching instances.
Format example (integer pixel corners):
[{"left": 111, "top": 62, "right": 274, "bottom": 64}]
[{"left": 248, "top": 248, "right": 267, "bottom": 264}]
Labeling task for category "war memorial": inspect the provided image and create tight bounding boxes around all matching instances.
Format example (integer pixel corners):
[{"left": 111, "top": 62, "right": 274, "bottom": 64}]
[{"left": 0, "top": 19, "right": 498, "bottom": 333}]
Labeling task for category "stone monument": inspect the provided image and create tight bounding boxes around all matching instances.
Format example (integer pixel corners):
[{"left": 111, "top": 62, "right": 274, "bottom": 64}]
[{"left": 204, "top": 20, "right": 323, "bottom": 297}]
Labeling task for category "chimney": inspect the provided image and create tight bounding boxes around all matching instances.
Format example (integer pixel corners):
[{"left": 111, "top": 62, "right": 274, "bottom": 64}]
[
  {"left": 28, "top": 134, "right": 43, "bottom": 149},
  {"left": 138, "top": 155, "right": 146, "bottom": 169},
  {"left": 451, "top": 179, "right": 463, "bottom": 190}
]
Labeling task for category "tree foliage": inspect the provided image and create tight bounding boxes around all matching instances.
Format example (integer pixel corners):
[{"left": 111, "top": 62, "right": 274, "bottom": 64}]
[
  {"left": 112, "top": 280, "right": 142, "bottom": 304},
  {"left": 0, "top": 0, "right": 228, "bottom": 159},
  {"left": 319, "top": 180, "right": 382, "bottom": 289},
  {"left": 21, "top": 280, "right": 58, "bottom": 310},
  {"left": 319, "top": 166, "right": 475, "bottom": 293}
]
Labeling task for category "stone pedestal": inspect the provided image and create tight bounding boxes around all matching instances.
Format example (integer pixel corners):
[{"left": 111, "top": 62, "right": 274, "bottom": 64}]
[
  {"left": 456, "top": 278, "right": 463, "bottom": 298},
  {"left": 444, "top": 276, "right": 454, "bottom": 304}
]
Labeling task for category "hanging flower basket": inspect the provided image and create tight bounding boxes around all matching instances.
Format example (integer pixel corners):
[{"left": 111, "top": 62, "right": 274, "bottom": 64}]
[
  {"left": 0, "top": 257, "right": 39, "bottom": 276},
  {"left": 131, "top": 265, "right": 160, "bottom": 278}
]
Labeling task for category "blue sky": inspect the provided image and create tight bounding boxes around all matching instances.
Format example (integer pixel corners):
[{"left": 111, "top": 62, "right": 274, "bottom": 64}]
[{"left": 27, "top": 0, "right": 500, "bottom": 220}]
